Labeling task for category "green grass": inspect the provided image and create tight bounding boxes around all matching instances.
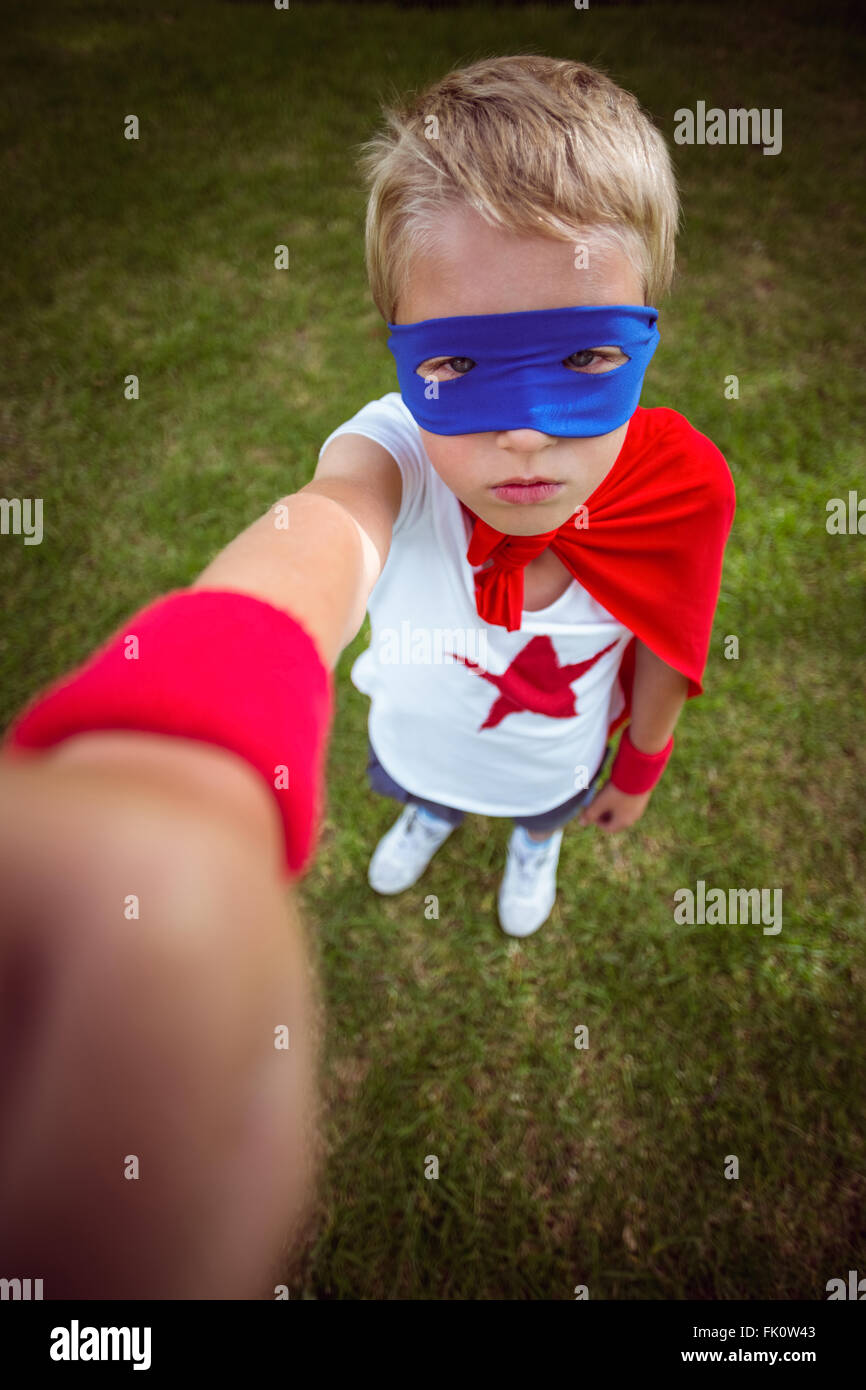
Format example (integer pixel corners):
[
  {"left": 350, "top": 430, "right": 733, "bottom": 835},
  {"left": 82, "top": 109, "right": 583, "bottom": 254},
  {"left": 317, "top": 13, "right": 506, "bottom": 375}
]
[{"left": 2, "top": 0, "right": 865, "bottom": 1299}]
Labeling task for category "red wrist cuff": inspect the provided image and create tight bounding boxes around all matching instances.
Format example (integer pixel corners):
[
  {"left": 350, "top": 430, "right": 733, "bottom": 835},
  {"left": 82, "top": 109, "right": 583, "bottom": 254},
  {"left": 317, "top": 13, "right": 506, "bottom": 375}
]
[
  {"left": 2, "top": 589, "right": 334, "bottom": 879},
  {"left": 609, "top": 726, "right": 674, "bottom": 795}
]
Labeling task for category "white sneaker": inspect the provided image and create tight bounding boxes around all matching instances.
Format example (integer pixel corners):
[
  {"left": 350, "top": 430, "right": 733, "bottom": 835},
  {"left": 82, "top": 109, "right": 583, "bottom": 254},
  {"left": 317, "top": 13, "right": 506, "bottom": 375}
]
[
  {"left": 368, "top": 804, "right": 456, "bottom": 895},
  {"left": 497, "top": 825, "right": 565, "bottom": 936}
]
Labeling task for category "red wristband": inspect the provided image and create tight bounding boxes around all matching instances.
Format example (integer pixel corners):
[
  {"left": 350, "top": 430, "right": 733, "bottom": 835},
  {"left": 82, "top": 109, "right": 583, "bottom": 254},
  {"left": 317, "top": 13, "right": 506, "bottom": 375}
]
[
  {"left": 609, "top": 726, "right": 674, "bottom": 795},
  {"left": 2, "top": 589, "right": 334, "bottom": 879}
]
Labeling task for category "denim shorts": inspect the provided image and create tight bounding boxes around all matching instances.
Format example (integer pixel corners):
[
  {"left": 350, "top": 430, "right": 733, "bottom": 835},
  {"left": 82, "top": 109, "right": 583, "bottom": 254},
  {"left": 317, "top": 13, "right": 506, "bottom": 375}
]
[{"left": 365, "top": 737, "right": 611, "bottom": 833}]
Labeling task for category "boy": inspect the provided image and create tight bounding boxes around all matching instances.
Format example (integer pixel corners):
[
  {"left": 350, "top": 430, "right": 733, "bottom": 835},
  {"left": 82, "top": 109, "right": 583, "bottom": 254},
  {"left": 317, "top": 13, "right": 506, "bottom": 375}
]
[
  {"left": 317, "top": 54, "right": 735, "bottom": 934},
  {"left": 0, "top": 55, "right": 733, "bottom": 1295}
]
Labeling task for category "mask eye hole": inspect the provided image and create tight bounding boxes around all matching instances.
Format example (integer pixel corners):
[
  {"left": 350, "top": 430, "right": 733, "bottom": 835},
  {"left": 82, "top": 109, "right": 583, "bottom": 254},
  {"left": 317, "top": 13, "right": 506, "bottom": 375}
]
[
  {"left": 415, "top": 356, "right": 477, "bottom": 381},
  {"left": 563, "top": 347, "right": 630, "bottom": 373}
]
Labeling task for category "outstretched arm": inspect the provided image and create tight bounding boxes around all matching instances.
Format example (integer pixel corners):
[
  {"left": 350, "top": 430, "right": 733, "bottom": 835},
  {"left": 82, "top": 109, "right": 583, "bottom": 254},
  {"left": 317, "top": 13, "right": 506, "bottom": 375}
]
[{"left": 0, "top": 436, "right": 402, "bottom": 1298}]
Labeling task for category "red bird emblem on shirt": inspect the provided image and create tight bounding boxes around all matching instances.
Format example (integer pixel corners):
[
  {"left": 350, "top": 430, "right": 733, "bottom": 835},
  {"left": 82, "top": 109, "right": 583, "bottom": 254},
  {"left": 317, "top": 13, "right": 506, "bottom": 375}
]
[{"left": 449, "top": 635, "right": 619, "bottom": 730}]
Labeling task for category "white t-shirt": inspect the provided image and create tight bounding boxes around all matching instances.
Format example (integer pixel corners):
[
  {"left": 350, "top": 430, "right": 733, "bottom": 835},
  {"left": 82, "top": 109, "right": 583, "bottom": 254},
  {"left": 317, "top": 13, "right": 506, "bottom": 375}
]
[{"left": 317, "top": 392, "right": 632, "bottom": 815}]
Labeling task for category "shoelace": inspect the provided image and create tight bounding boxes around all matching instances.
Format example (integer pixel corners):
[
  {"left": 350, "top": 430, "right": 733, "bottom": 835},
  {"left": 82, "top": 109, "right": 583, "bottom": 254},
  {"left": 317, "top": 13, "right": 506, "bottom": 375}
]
[
  {"left": 511, "top": 835, "right": 556, "bottom": 893},
  {"left": 404, "top": 807, "right": 450, "bottom": 843}
]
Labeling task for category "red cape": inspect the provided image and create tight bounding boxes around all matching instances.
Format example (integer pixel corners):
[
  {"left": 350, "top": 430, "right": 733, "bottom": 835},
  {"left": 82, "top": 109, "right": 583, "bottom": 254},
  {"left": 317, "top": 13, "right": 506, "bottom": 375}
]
[{"left": 462, "top": 406, "right": 736, "bottom": 738}]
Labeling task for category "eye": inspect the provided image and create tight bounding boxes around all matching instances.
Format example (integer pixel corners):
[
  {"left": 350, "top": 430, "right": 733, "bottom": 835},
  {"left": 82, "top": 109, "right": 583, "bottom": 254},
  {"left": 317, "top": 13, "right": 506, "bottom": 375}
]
[
  {"left": 563, "top": 347, "right": 629, "bottom": 374},
  {"left": 415, "top": 356, "right": 477, "bottom": 381}
]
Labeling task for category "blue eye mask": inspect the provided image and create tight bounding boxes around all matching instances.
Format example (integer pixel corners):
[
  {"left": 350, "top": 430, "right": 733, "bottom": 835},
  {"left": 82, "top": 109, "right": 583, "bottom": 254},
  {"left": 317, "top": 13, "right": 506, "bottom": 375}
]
[{"left": 387, "top": 303, "right": 659, "bottom": 437}]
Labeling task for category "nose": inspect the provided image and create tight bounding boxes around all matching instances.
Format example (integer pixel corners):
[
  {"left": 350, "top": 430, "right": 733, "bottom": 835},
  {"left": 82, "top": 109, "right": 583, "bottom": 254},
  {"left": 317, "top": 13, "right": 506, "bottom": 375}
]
[{"left": 495, "top": 428, "right": 555, "bottom": 452}]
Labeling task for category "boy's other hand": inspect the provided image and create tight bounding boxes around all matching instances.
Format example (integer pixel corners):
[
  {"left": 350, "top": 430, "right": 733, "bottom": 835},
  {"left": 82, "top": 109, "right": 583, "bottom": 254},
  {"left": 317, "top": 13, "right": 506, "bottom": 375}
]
[{"left": 578, "top": 779, "right": 652, "bottom": 832}]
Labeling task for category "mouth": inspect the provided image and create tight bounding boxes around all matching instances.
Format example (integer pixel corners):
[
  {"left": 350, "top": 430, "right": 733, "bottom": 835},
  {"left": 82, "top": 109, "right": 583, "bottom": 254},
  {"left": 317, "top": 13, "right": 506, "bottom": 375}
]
[{"left": 489, "top": 476, "right": 564, "bottom": 504}]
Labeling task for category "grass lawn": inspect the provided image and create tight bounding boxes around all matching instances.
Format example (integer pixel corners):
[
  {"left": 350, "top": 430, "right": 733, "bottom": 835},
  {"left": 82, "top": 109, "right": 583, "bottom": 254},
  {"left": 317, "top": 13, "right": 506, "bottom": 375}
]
[{"left": 1, "top": 0, "right": 864, "bottom": 1299}]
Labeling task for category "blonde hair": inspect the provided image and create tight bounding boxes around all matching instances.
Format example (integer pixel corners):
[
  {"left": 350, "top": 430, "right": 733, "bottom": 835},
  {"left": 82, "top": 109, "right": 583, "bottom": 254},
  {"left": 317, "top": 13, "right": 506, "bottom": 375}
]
[{"left": 357, "top": 53, "right": 680, "bottom": 322}]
